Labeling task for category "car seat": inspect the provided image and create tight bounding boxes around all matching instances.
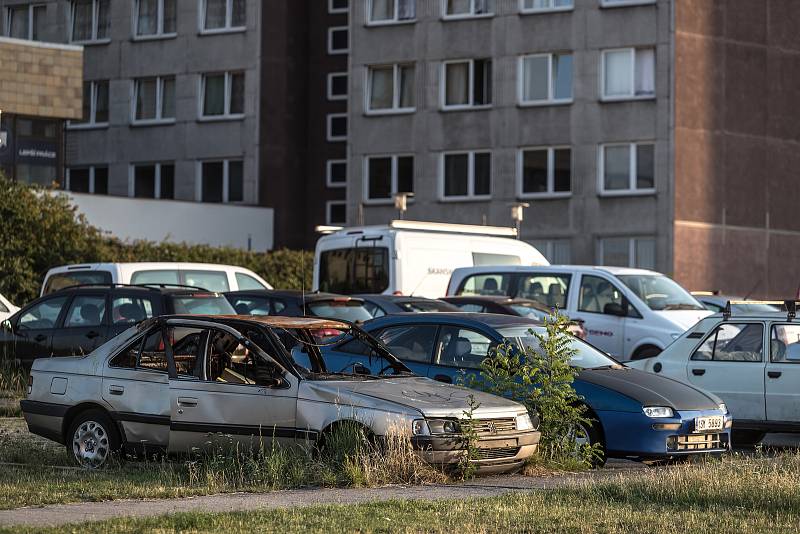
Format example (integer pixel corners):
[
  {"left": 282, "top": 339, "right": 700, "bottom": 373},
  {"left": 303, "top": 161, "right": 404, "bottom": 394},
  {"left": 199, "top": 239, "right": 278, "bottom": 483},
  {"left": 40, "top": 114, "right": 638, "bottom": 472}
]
[
  {"left": 443, "top": 336, "right": 472, "bottom": 365},
  {"left": 80, "top": 304, "right": 101, "bottom": 325},
  {"left": 771, "top": 339, "right": 787, "bottom": 362},
  {"left": 118, "top": 303, "right": 145, "bottom": 323},
  {"left": 482, "top": 278, "right": 500, "bottom": 295},
  {"left": 547, "top": 285, "right": 563, "bottom": 308}
]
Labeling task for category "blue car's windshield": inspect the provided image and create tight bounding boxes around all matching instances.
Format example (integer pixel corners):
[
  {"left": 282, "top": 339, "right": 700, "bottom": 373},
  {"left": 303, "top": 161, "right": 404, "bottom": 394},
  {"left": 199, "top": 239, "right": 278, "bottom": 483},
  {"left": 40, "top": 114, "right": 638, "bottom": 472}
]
[{"left": 498, "top": 326, "right": 621, "bottom": 370}]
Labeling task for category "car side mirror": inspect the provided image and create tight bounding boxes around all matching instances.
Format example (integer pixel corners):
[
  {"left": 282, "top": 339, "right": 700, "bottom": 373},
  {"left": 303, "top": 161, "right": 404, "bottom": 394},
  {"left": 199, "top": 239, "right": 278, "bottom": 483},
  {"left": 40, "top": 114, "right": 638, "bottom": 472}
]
[
  {"left": 1, "top": 320, "right": 12, "bottom": 333},
  {"left": 603, "top": 302, "right": 627, "bottom": 317}
]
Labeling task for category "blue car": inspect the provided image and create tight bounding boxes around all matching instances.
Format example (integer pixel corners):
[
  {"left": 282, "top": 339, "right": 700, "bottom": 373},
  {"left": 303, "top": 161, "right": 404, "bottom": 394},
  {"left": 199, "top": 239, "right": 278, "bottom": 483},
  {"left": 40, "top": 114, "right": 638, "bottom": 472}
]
[{"left": 322, "top": 313, "right": 732, "bottom": 464}]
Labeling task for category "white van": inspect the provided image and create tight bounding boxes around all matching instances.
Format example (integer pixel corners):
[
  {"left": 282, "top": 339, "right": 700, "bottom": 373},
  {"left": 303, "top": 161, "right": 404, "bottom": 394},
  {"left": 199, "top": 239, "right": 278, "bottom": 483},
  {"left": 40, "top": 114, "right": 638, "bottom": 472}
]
[
  {"left": 41, "top": 262, "right": 272, "bottom": 296},
  {"left": 313, "top": 220, "right": 549, "bottom": 299},
  {"left": 447, "top": 265, "right": 712, "bottom": 361}
]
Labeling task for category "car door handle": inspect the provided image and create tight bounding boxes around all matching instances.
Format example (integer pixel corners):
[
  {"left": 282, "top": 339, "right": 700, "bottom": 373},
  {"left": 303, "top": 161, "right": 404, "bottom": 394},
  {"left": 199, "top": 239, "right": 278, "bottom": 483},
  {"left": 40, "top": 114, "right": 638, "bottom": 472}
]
[
  {"left": 34, "top": 334, "right": 47, "bottom": 342},
  {"left": 108, "top": 385, "right": 124, "bottom": 395},
  {"left": 433, "top": 374, "right": 452, "bottom": 384},
  {"left": 768, "top": 371, "right": 782, "bottom": 379},
  {"left": 177, "top": 397, "right": 198, "bottom": 407},
  {"left": 692, "top": 368, "right": 706, "bottom": 376},
  {"left": 86, "top": 331, "right": 100, "bottom": 339}
]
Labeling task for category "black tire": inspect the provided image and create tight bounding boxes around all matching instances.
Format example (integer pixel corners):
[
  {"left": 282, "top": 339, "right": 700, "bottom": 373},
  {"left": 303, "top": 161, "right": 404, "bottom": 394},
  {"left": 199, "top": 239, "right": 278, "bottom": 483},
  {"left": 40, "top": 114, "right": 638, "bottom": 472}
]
[
  {"left": 631, "top": 346, "right": 662, "bottom": 360},
  {"left": 732, "top": 430, "right": 766, "bottom": 448},
  {"left": 575, "top": 420, "right": 607, "bottom": 468},
  {"left": 67, "top": 409, "right": 121, "bottom": 469}
]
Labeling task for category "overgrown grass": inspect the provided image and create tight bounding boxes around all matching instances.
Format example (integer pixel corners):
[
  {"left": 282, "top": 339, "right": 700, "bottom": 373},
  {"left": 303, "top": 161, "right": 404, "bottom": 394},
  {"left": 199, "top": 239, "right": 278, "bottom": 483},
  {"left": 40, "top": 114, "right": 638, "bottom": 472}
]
[
  {"left": 7, "top": 453, "right": 800, "bottom": 533},
  {"left": 0, "top": 364, "right": 26, "bottom": 417}
]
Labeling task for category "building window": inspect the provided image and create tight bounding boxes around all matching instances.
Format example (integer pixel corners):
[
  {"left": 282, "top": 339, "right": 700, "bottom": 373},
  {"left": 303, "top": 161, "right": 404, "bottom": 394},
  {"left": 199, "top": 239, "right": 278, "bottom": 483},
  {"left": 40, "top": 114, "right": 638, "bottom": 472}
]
[
  {"left": 327, "top": 114, "right": 348, "bottom": 141},
  {"left": 520, "top": 0, "right": 573, "bottom": 13},
  {"left": 66, "top": 166, "right": 108, "bottom": 195},
  {"left": 200, "top": 72, "right": 244, "bottom": 119},
  {"left": 6, "top": 4, "right": 46, "bottom": 41},
  {"left": 327, "top": 160, "right": 347, "bottom": 188},
  {"left": 518, "top": 147, "right": 571, "bottom": 198},
  {"left": 600, "top": 0, "right": 656, "bottom": 7},
  {"left": 530, "top": 239, "right": 571, "bottom": 264},
  {"left": 70, "top": 0, "right": 109, "bottom": 43},
  {"left": 600, "top": 142, "right": 654, "bottom": 195},
  {"left": 367, "top": 64, "right": 415, "bottom": 113},
  {"left": 329, "top": 0, "right": 349, "bottom": 13},
  {"left": 442, "top": 59, "right": 492, "bottom": 109},
  {"left": 440, "top": 151, "right": 491, "bottom": 201},
  {"left": 199, "top": 159, "right": 244, "bottom": 203},
  {"left": 131, "top": 163, "right": 175, "bottom": 199},
  {"left": 133, "top": 76, "right": 176, "bottom": 123},
  {"left": 327, "top": 201, "right": 347, "bottom": 225},
  {"left": 328, "top": 26, "right": 349, "bottom": 54},
  {"left": 602, "top": 48, "right": 655, "bottom": 100},
  {"left": 598, "top": 237, "right": 655, "bottom": 270},
  {"left": 368, "top": 0, "right": 416, "bottom": 24},
  {"left": 201, "top": 0, "right": 245, "bottom": 32},
  {"left": 519, "top": 53, "right": 572, "bottom": 105},
  {"left": 365, "top": 155, "right": 413, "bottom": 202},
  {"left": 71, "top": 80, "right": 109, "bottom": 127},
  {"left": 442, "top": 0, "right": 494, "bottom": 18},
  {"left": 134, "top": 0, "right": 176, "bottom": 38},
  {"left": 327, "top": 72, "right": 348, "bottom": 101}
]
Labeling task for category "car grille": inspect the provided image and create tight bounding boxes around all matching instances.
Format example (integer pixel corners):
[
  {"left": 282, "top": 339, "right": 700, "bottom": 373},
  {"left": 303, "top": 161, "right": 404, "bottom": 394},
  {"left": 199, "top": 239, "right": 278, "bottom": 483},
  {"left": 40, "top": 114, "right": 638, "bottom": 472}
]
[
  {"left": 668, "top": 433, "right": 728, "bottom": 451},
  {"left": 477, "top": 447, "right": 520, "bottom": 460},
  {"left": 471, "top": 418, "right": 517, "bottom": 436}
]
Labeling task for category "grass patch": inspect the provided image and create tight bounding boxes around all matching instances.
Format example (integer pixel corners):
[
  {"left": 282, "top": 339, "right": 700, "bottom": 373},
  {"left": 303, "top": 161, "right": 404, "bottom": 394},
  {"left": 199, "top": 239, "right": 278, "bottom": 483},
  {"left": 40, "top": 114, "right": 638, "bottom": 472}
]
[{"left": 6, "top": 453, "right": 800, "bottom": 533}]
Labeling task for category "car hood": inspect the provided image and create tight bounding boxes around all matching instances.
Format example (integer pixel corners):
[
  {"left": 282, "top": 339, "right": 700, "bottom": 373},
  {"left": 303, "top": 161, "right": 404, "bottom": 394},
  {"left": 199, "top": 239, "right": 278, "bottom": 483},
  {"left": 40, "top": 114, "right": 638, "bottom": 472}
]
[
  {"left": 577, "top": 367, "right": 721, "bottom": 411},
  {"left": 651, "top": 309, "right": 712, "bottom": 331},
  {"left": 300, "top": 376, "right": 523, "bottom": 419}
]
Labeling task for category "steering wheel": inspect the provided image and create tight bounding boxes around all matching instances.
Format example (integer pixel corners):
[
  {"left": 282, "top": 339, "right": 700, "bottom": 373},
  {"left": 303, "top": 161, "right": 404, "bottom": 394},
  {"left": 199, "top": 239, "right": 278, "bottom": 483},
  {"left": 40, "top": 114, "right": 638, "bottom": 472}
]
[{"left": 338, "top": 361, "right": 371, "bottom": 375}]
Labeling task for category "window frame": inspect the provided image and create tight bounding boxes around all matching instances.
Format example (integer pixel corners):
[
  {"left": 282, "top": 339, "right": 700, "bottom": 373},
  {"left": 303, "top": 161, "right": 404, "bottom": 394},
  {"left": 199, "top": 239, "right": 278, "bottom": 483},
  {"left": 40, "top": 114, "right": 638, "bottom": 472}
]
[
  {"left": 327, "top": 113, "right": 348, "bottom": 142},
  {"left": 441, "top": 0, "right": 495, "bottom": 20},
  {"left": 326, "top": 200, "right": 347, "bottom": 225},
  {"left": 770, "top": 323, "right": 800, "bottom": 364},
  {"left": 66, "top": 166, "right": 108, "bottom": 195},
  {"left": 133, "top": 0, "right": 177, "bottom": 40},
  {"left": 598, "top": 141, "right": 656, "bottom": 196},
  {"left": 199, "top": 0, "right": 246, "bottom": 34},
  {"left": 366, "top": 0, "right": 417, "bottom": 26},
  {"left": 600, "top": 47, "right": 656, "bottom": 102},
  {"left": 599, "top": 0, "right": 657, "bottom": 8},
  {"left": 69, "top": 0, "right": 110, "bottom": 44},
  {"left": 67, "top": 80, "right": 109, "bottom": 129},
  {"left": 519, "top": 0, "right": 574, "bottom": 14},
  {"left": 198, "top": 71, "right": 245, "bottom": 121},
  {"left": 327, "top": 72, "right": 348, "bottom": 101},
  {"left": 365, "top": 63, "right": 416, "bottom": 115},
  {"left": 326, "top": 159, "right": 347, "bottom": 188},
  {"left": 517, "top": 146, "right": 572, "bottom": 199},
  {"left": 128, "top": 162, "right": 175, "bottom": 199},
  {"left": 691, "top": 322, "right": 766, "bottom": 363},
  {"left": 195, "top": 158, "right": 245, "bottom": 203},
  {"left": 518, "top": 52, "right": 573, "bottom": 106},
  {"left": 433, "top": 325, "right": 495, "bottom": 369},
  {"left": 5, "top": 3, "right": 45, "bottom": 41},
  {"left": 597, "top": 236, "right": 656, "bottom": 269},
  {"left": 440, "top": 58, "right": 492, "bottom": 110},
  {"left": 439, "top": 150, "right": 492, "bottom": 202},
  {"left": 329, "top": 0, "right": 349, "bottom": 14},
  {"left": 131, "top": 76, "right": 176, "bottom": 125},
  {"left": 529, "top": 239, "right": 572, "bottom": 264},
  {"left": 63, "top": 293, "right": 109, "bottom": 329},
  {"left": 363, "top": 154, "right": 414, "bottom": 204},
  {"left": 327, "top": 26, "right": 349, "bottom": 55}
]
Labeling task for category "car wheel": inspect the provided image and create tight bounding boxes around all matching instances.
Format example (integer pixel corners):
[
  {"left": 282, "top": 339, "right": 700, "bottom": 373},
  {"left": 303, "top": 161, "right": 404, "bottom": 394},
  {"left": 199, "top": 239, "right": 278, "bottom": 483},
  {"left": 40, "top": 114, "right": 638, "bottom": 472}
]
[
  {"left": 574, "top": 420, "right": 606, "bottom": 468},
  {"left": 68, "top": 409, "right": 121, "bottom": 469},
  {"left": 732, "top": 430, "right": 766, "bottom": 448},
  {"left": 632, "top": 346, "right": 662, "bottom": 360}
]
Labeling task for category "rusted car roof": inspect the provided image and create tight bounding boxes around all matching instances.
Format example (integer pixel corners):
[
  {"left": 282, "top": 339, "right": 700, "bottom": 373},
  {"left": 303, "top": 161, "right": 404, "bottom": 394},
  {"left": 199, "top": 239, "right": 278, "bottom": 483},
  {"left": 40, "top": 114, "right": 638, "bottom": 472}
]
[{"left": 191, "top": 315, "right": 351, "bottom": 330}]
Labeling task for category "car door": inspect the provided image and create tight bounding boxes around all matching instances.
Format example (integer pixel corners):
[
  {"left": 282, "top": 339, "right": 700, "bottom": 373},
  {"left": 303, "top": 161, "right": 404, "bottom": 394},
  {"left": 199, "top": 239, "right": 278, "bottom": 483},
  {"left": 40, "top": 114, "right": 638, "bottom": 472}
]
[
  {"left": 686, "top": 321, "right": 766, "bottom": 421},
  {"left": 107, "top": 290, "right": 162, "bottom": 338},
  {"left": 369, "top": 324, "right": 438, "bottom": 377},
  {"left": 765, "top": 323, "right": 800, "bottom": 424},
  {"left": 429, "top": 325, "right": 495, "bottom": 384},
  {"left": 166, "top": 320, "right": 299, "bottom": 454},
  {"left": 101, "top": 326, "right": 171, "bottom": 452},
  {"left": 571, "top": 274, "right": 625, "bottom": 358},
  {"left": 50, "top": 292, "right": 110, "bottom": 357},
  {"left": 4, "top": 295, "right": 70, "bottom": 365}
]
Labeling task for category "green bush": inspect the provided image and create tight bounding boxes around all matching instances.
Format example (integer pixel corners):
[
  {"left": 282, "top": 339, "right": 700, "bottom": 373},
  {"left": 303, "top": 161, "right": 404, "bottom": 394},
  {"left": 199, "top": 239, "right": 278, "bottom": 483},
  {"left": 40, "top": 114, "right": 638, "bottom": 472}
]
[{"left": 0, "top": 176, "right": 313, "bottom": 305}]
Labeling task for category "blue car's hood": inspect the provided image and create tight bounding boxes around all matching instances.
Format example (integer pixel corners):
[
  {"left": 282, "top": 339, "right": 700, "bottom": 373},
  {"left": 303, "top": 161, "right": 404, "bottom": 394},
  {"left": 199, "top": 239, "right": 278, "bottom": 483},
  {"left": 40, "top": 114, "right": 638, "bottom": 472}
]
[{"left": 577, "top": 367, "right": 721, "bottom": 411}]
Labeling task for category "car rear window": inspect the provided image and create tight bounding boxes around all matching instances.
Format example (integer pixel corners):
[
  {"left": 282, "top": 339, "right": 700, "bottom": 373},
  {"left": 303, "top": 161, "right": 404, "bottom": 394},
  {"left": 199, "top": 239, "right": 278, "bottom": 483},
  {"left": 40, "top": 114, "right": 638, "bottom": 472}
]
[
  {"left": 319, "top": 247, "right": 389, "bottom": 294},
  {"left": 43, "top": 271, "right": 112, "bottom": 294},
  {"left": 307, "top": 300, "right": 373, "bottom": 322},
  {"left": 169, "top": 294, "right": 236, "bottom": 315},
  {"left": 397, "top": 300, "right": 457, "bottom": 312}
]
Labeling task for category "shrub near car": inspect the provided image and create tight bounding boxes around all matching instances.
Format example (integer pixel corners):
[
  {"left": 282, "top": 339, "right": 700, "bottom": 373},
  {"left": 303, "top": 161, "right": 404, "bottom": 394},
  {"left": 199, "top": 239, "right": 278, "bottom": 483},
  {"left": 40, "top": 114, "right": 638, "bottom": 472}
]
[
  {"left": 0, "top": 285, "right": 235, "bottom": 368},
  {"left": 324, "top": 313, "right": 731, "bottom": 464},
  {"left": 21, "top": 315, "right": 540, "bottom": 472}
]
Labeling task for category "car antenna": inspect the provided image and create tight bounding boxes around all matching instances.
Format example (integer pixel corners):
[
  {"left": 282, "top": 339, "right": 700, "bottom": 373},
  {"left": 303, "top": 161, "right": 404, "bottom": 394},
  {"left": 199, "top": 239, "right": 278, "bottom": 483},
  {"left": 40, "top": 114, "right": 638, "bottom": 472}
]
[{"left": 301, "top": 251, "right": 307, "bottom": 316}]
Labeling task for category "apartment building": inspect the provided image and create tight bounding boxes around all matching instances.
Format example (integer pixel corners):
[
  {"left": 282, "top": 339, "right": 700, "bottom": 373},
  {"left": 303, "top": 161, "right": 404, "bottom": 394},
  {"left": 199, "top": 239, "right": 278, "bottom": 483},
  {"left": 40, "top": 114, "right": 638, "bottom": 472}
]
[
  {"left": 0, "top": 0, "right": 350, "bottom": 249},
  {"left": 348, "top": 0, "right": 800, "bottom": 298}
]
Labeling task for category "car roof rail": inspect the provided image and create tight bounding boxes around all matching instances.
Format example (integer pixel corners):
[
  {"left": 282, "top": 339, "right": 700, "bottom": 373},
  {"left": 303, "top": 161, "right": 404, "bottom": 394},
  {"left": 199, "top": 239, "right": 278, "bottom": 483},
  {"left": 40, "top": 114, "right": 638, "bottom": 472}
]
[
  {"left": 50, "top": 282, "right": 151, "bottom": 292},
  {"left": 135, "top": 283, "right": 209, "bottom": 291},
  {"left": 723, "top": 300, "right": 798, "bottom": 321}
]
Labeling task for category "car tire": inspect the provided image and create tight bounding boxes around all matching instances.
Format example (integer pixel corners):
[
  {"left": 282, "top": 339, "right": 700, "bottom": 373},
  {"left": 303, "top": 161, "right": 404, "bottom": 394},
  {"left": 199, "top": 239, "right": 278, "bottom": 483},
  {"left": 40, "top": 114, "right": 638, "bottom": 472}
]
[
  {"left": 631, "top": 346, "right": 662, "bottom": 360},
  {"left": 731, "top": 430, "right": 766, "bottom": 448},
  {"left": 67, "top": 409, "right": 121, "bottom": 469},
  {"left": 575, "top": 420, "right": 606, "bottom": 468}
]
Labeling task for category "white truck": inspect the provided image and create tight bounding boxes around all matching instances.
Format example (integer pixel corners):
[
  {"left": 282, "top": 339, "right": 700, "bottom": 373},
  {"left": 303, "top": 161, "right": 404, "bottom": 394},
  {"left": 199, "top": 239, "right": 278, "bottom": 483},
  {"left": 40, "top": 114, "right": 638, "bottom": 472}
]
[{"left": 313, "top": 220, "right": 548, "bottom": 299}]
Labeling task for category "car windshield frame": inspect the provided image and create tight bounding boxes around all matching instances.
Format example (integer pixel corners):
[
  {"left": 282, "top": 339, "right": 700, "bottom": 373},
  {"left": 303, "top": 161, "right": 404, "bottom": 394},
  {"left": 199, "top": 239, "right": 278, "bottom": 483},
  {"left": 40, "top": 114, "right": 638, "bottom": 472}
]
[
  {"left": 498, "top": 325, "right": 622, "bottom": 369},
  {"left": 617, "top": 274, "right": 705, "bottom": 312}
]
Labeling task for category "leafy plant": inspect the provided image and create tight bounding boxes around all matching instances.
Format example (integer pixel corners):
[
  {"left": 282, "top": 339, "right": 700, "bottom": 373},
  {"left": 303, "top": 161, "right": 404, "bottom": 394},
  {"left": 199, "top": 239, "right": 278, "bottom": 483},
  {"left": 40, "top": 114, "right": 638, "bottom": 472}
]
[{"left": 457, "top": 394, "right": 481, "bottom": 480}]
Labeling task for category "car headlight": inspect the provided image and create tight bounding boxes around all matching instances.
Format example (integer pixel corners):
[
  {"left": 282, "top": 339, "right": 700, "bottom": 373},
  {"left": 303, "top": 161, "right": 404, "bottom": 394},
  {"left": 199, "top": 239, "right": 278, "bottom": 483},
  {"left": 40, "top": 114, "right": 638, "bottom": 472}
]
[
  {"left": 427, "top": 419, "right": 459, "bottom": 435},
  {"left": 643, "top": 406, "right": 675, "bottom": 418},
  {"left": 719, "top": 403, "right": 728, "bottom": 415},
  {"left": 411, "top": 419, "right": 430, "bottom": 436},
  {"left": 516, "top": 412, "right": 534, "bottom": 431}
]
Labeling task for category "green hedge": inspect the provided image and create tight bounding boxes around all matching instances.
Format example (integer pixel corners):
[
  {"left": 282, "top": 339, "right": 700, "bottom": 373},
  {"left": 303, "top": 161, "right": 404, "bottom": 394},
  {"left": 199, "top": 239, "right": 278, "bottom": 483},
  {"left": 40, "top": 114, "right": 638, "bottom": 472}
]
[{"left": 0, "top": 177, "right": 313, "bottom": 306}]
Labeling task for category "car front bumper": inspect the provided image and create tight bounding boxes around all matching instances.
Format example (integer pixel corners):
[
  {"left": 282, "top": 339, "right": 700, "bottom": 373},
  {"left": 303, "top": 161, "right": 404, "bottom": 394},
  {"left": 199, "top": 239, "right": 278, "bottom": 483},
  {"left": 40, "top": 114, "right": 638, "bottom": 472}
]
[
  {"left": 410, "top": 430, "right": 540, "bottom": 474},
  {"left": 598, "top": 408, "right": 732, "bottom": 460}
]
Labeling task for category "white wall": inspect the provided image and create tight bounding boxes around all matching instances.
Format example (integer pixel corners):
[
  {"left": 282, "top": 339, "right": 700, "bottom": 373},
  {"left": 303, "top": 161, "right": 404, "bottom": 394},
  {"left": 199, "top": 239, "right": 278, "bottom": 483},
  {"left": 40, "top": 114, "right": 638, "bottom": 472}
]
[{"left": 64, "top": 193, "right": 274, "bottom": 251}]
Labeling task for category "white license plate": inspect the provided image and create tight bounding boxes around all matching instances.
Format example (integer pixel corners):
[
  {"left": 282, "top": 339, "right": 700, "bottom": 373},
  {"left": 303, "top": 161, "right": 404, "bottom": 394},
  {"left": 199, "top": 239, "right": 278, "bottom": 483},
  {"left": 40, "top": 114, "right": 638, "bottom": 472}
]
[{"left": 694, "top": 416, "right": 724, "bottom": 432}]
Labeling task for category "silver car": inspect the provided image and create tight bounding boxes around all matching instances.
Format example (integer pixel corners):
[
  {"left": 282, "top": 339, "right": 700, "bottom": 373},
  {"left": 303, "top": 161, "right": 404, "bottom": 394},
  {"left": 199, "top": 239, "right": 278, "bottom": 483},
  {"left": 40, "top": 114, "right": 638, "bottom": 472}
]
[{"left": 20, "top": 315, "right": 540, "bottom": 472}]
